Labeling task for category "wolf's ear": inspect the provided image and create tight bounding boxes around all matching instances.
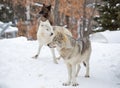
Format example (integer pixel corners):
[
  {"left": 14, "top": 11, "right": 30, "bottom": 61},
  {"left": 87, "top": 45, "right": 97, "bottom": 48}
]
[
  {"left": 46, "top": 20, "right": 51, "bottom": 25},
  {"left": 47, "top": 5, "right": 51, "bottom": 11},
  {"left": 39, "top": 20, "right": 44, "bottom": 25},
  {"left": 40, "top": 20, "right": 43, "bottom": 23},
  {"left": 43, "top": 3, "right": 45, "bottom": 7}
]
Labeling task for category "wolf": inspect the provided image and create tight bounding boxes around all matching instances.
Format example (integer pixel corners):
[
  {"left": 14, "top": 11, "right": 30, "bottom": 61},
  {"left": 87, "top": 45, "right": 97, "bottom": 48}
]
[
  {"left": 47, "top": 32, "right": 91, "bottom": 86},
  {"left": 33, "top": 20, "right": 72, "bottom": 64},
  {"left": 39, "top": 4, "right": 54, "bottom": 25},
  {"left": 32, "top": 20, "right": 55, "bottom": 62},
  {"left": 32, "top": 4, "right": 55, "bottom": 63}
]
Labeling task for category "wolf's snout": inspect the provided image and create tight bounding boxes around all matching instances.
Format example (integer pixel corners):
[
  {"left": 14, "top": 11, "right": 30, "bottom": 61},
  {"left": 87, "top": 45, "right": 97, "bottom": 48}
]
[
  {"left": 51, "top": 33, "right": 53, "bottom": 36},
  {"left": 47, "top": 43, "right": 54, "bottom": 48},
  {"left": 47, "top": 44, "right": 50, "bottom": 47}
]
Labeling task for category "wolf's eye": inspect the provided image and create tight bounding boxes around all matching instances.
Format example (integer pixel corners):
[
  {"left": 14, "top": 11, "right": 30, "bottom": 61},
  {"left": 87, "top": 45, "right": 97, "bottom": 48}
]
[
  {"left": 58, "top": 41, "right": 61, "bottom": 43},
  {"left": 56, "top": 41, "right": 60, "bottom": 44},
  {"left": 46, "top": 29, "right": 48, "bottom": 31}
]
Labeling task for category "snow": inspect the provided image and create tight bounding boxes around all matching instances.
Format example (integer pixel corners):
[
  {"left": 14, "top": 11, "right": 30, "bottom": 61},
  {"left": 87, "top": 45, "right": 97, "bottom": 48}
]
[
  {"left": 101, "top": 30, "right": 120, "bottom": 43},
  {"left": 0, "top": 31, "right": 120, "bottom": 88},
  {"left": 90, "top": 33, "right": 108, "bottom": 43},
  {"left": 0, "top": 22, "right": 4, "bottom": 25},
  {"left": 0, "top": 4, "right": 4, "bottom": 10},
  {"left": 0, "top": 22, "right": 18, "bottom": 33},
  {"left": 4, "top": 26, "right": 18, "bottom": 33},
  {"left": 116, "top": 3, "right": 120, "bottom": 7},
  {"left": 111, "top": 19, "right": 115, "bottom": 23},
  {"left": 34, "top": 3, "right": 43, "bottom": 7},
  {"left": 91, "top": 30, "right": 120, "bottom": 43}
]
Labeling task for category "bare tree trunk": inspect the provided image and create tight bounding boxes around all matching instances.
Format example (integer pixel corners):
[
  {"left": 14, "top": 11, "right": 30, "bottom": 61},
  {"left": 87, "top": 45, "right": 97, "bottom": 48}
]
[
  {"left": 26, "top": 5, "right": 30, "bottom": 21},
  {"left": 54, "top": 0, "right": 60, "bottom": 25},
  {"left": 60, "top": 13, "right": 65, "bottom": 25},
  {"left": 65, "top": 15, "right": 70, "bottom": 28},
  {"left": 80, "top": 0, "right": 87, "bottom": 39},
  {"left": 25, "top": 0, "right": 31, "bottom": 39},
  {"left": 87, "top": 0, "right": 97, "bottom": 35},
  {"left": 79, "top": 0, "right": 97, "bottom": 38}
]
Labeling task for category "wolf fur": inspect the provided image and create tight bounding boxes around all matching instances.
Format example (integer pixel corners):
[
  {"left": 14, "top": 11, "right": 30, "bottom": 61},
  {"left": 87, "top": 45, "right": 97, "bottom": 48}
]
[
  {"left": 39, "top": 4, "right": 54, "bottom": 25},
  {"left": 48, "top": 32, "right": 91, "bottom": 86},
  {"left": 32, "top": 4, "right": 56, "bottom": 63},
  {"left": 33, "top": 20, "right": 72, "bottom": 64}
]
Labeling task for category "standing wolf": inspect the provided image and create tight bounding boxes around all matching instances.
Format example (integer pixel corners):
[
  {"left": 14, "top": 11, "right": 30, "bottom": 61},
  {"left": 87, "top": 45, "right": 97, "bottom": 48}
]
[
  {"left": 33, "top": 4, "right": 72, "bottom": 64},
  {"left": 33, "top": 4, "right": 55, "bottom": 62},
  {"left": 48, "top": 32, "right": 91, "bottom": 86},
  {"left": 33, "top": 20, "right": 72, "bottom": 64}
]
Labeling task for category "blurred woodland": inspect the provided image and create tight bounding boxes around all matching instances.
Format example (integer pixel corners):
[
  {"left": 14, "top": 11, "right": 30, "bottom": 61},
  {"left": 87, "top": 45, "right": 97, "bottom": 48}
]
[{"left": 0, "top": 0, "right": 101, "bottom": 40}]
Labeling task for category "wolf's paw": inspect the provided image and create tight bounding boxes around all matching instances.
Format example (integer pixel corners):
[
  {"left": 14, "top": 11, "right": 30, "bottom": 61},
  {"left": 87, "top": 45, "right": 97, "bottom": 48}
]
[
  {"left": 56, "top": 56, "right": 61, "bottom": 60},
  {"left": 71, "top": 82, "right": 79, "bottom": 86},
  {"left": 85, "top": 75, "right": 90, "bottom": 78},
  {"left": 63, "top": 81, "right": 70, "bottom": 86},
  {"left": 53, "top": 60, "right": 58, "bottom": 64},
  {"left": 32, "top": 55, "right": 38, "bottom": 59}
]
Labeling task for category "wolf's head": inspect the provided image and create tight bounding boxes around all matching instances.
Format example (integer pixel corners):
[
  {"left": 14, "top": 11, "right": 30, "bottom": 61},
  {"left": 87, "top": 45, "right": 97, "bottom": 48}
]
[
  {"left": 47, "top": 32, "right": 69, "bottom": 49},
  {"left": 37, "top": 20, "right": 54, "bottom": 39},
  {"left": 39, "top": 4, "right": 51, "bottom": 19}
]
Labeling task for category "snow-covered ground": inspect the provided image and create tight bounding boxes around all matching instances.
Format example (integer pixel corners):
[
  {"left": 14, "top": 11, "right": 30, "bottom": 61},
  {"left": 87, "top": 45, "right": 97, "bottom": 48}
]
[
  {"left": 0, "top": 22, "right": 18, "bottom": 33},
  {"left": 0, "top": 31, "right": 120, "bottom": 88}
]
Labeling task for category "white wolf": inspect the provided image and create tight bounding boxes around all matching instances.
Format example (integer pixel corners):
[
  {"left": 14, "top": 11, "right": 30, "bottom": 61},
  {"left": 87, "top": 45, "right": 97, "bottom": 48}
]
[{"left": 33, "top": 20, "right": 72, "bottom": 64}]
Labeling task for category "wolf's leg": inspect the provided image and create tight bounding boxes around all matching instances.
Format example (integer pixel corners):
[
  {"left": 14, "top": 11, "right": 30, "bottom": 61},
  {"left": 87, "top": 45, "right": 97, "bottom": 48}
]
[
  {"left": 71, "top": 64, "right": 79, "bottom": 86},
  {"left": 63, "top": 63, "right": 71, "bottom": 86},
  {"left": 84, "top": 60, "right": 90, "bottom": 77},
  {"left": 76, "top": 64, "right": 81, "bottom": 77},
  {"left": 56, "top": 56, "right": 61, "bottom": 60},
  {"left": 50, "top": 48, "right": 58, "bottom": 64},
  {"left": 32, "top": 44, "right": 42, "bottom": 59}
]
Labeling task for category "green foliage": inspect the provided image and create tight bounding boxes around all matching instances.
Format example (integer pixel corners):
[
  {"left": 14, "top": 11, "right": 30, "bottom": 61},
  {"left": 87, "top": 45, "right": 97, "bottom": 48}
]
[
  {"left": 0, "top": 0, "right": 26, "bottom": 22},
  {"left": 0, "top": 5, "right": 14, "bottom": 22},
  {"left": 94, "top": 0, "right": 120, "bottom": 31}
]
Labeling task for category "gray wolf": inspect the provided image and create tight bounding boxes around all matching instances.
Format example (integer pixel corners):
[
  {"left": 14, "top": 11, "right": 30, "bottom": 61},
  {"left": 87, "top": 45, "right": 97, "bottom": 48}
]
[
  {"left": 33, "top": 20, "right": 72, "bottom": 64},
  {"left": 47, "top": 32, "right": 91, "bottom": 86}
]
